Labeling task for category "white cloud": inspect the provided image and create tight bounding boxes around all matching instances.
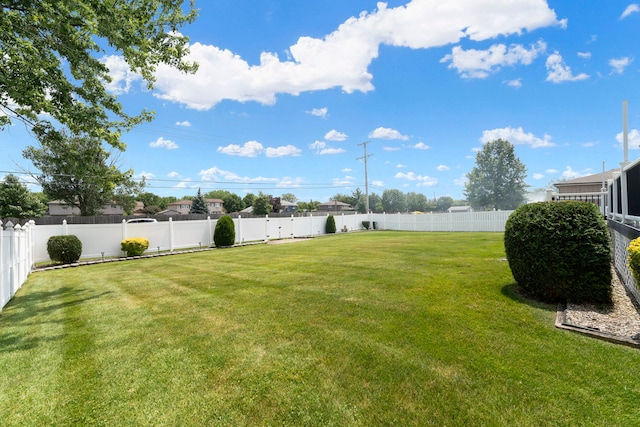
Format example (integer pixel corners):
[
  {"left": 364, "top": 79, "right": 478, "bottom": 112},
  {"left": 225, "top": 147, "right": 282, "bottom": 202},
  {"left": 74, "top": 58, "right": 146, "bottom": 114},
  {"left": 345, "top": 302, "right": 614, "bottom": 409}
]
[
  {"left": 199, "top": 166, "right": 278, "bottom": 183},
  {"left": 325, "top": 129, "right": 348, "bottom": 141},
  {"left": 621, "top": 4, "right": 640, "bottom": 19},
  {"left": 149, "top": 137, "right": 179, "bottom": 150},
  {"left": 175, "top": 120, "right": 191, "bottom": 127},
  {"left": 174, "top": 178, "right": 193, "bottom": 189},
  {"left": 310, "top": 140, "right": 345, "bottom": 155},
  {"left": 369, "top": 127, "right": 409, "bottom": 140},
  {"left": 454, "top": 174, "right": 468, "bottom": 186},
  {"left": 545, "top": 52, "right": 589, "bottom": 83},
  {"left": 372, "top": 180, "right": 384, "bottom": 187},
  {"left": 577, "top": 51, "right": 591, "bottom": 59},
  {"left": 560, "top": 166, "right": 591, "bottom": 180},
  {"left": 342, "top": 168, "right": 353, "bottom": 173},
  {"left": 320, "top": 147, "right": 347, "bottom": 155},
  {"left": 217, "top": 140, "right": 264, "bottom": 157},
  {"left": 265, "top": 145, "right": 302, "bottom": 157},
  {"left": 397, "top": 164, "right": 407, "bottom": 168},
  {"left": 481, "top": 126, "right": 555, "bottom": 148},
  {"left": 394, "top": 171, "right": 438, "bottom": 187},
  {"left": 616, "top": 128, "right": 640, "bottom": 149},
  {"left": 533, "top": 173, "right": 545, "bottom": 180},
  {"left": 136, "top": 171, "right": 155, "bottom": 180},
  {"left": 546, "top": 168, "right": 558, "bottom": 174},
  {"left": 277, "top": 177, "right": 304, "bottom": 188},
  {"left": 308, "top": 107, "right": 328, "bottom": 118},
  {"left": 413, "top": 142, "right": 430, "bottom": 150},
  {"left": 102, "top": 55, "right": 142, "bottom": 95},
  {"left": 441, "top": 41, "right": 546, "bottom": 78},
  {"left": 140, "top": 0, "right": 561, "bottom": 109},
  {"left": 383, "top": 146, "right": 401, "bottom": 152},
  {"left": 609, "top": 56, "right": 633, "bottom": 74},
  {"left": 504, "top": 78, "right": 522, "bottom": 88},
  {"left": 437, "top": 165, "right": 450, "bottom": 171},
  {"left": 168, "top": 171, "right": 181, "bottom": 178}
]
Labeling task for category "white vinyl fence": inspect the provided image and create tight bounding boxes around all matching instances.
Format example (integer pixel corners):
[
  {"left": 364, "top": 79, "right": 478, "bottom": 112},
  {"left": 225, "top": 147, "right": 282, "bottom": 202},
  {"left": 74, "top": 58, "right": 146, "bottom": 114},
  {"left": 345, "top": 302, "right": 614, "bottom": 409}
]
[
  {"left": 1, "top": 211, "right": 513, "bottom": 311},
  {"left": 1, "top": 221, "right": 35, "bottom": 310}
]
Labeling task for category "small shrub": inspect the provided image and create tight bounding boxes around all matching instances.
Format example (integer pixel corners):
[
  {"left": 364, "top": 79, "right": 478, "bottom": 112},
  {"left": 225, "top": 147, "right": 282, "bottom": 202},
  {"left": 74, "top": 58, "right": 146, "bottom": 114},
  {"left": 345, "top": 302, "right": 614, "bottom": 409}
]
[
  {"left": 214, "top": 215, "right": 235, "bottom": 247},
  {"left": 504, "top": 201, "right": 612, "bottom": 304},
  {"left": 325, "top": 215, "right": 336, "bottom": 234},
  {"left": 121, "top": 237, "right": 150, "bottom": 257},
  {"left": 47, "top": 235, "right": 82, "bottom": 264},
  {"left": 627, "top": 238, "right": 640, "bottom": 285},
  {"left": 362, "top": 221, "right": 370, "bottom": 230}
]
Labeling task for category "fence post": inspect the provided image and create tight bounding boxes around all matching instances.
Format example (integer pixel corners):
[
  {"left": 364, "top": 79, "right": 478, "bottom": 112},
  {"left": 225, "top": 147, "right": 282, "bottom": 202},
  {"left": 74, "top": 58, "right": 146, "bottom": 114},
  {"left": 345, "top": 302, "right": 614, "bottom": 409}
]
[
  {"left": 265, "top": 215, "right": 270, "bottom": 241},
  {"left": 169, "top": 217, "right": 174, "bottom": 253},
  {"left": 310, "top": 214, "right": 313, "bottom": 236},
  {"left": 5, "top": 221, "right": 15, "bottom": 299},
  {"left": 237, "top": 215, "right": 243, "bottom": 243},
  {"left": 62, "top": 219, "right": 68, "bottom": 235},
  {"left": 207, "top": 216, "right": 213, "bottom": 246},
  {"left": 291, "top": 215, "right": 294, "bottom": 238},
  {"left": 0, "top": 221, "right": 5, "bottom": 310}
]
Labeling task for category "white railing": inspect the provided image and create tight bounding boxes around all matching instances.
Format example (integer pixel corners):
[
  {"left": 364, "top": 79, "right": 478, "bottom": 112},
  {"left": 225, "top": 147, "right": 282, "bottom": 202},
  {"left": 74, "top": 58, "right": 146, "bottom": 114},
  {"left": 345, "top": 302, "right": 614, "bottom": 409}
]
[
  {"left": 545, "top": 190, "right": 608, "bottom": 216},
  {"left": 1, "top": 211, "right": 514, "bottom": 310},
  {"left": 1, "top": 221, "right": 35, "bottom": 310}
]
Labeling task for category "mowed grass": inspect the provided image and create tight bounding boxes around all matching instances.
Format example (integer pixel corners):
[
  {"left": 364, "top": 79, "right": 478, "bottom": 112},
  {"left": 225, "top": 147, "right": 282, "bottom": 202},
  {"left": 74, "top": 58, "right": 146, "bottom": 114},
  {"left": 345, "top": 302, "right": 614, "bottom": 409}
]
[{"left": 1, "top": 232, "right": 639, "bottom": 426}]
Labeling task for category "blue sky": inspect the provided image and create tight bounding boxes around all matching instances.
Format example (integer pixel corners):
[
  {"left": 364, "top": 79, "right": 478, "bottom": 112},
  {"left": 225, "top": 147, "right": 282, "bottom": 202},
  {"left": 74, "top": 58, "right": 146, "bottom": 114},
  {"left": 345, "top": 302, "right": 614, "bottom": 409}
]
[{"left": 3, "top": 0, "right": 640, "bottom": 202}]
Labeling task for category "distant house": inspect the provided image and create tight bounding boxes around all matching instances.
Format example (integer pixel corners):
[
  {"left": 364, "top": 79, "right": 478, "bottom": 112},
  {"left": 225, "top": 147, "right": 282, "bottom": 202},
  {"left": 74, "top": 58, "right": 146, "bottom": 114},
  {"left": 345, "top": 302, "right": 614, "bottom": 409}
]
[
  {"left": 317, "top": 200, "right": 352, "bottom": 212},
  {"left": 448, "top": 206, "right": 473, "bottom": 213},
  {"left": 164, "top": 199, "right": 224, "bottom": 215},
  {"left": 47, "top": 200, "right": 125, "bottom": 216},
  {"left": 553, "top": 170, "right": 615, "bottom": 194},
  {"left": 279, "top": 200, "right": 298, "bottom": 213}
]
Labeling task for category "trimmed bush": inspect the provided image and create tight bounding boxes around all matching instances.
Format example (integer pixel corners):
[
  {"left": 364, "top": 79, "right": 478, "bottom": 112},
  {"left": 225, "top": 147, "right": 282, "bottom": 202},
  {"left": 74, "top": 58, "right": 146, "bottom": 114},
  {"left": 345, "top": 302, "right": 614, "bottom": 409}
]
[
  {"left": 325, "top": 215, "right": 336, "bottom": 234},
  {"left": 121, "top": 237, "right": 150, "bottom": 257},
  {"left": 47, "top": 235, "right": 82, "bottom": 264},
  {"left": 214, "top": 215, "right": 235, "bottom": 247},
  {"left": 627, "top": 237, "right": 640, "bottom": 285},
  {"left": 504, "top": 201, "right": 612, "bottom": 304}
]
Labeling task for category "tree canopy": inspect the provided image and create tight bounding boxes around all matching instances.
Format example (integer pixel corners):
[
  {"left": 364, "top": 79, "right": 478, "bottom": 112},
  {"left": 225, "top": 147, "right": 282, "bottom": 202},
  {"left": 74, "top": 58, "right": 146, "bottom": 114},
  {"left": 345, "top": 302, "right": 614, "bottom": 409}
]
[
  {"left": 0, "top": 174, "right": 46, "bottom": 219},
  {"left": 23, "top": 131, "right": 144, "bottom": 216},
  {"left": 465, "top": 139, "right": 527, "bottom": 211},
  {"left": 0, "top": 0, "right": 198, "bottom": 148}
]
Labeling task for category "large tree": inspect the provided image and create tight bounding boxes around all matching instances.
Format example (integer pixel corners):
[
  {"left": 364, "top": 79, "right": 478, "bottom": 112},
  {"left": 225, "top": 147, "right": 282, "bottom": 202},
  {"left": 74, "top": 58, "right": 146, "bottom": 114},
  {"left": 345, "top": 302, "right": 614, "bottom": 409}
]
[
  {"left": 252, "top": 193, "right": 273, "bottom": 216},
  {"left": 465, "top": 139, "right": 527, "bottom": 211},
  {"left": 0, "top": 1, "right": 197, "bottom": 148},
  {"left": 382, "top": 189, "right": 407, "bottom": 213},
  {"left": 23, "top": 132, "right": 144, "bottom": 215},
  {"left": 0, "top": 174, "right": 46, "bottom": 219}
]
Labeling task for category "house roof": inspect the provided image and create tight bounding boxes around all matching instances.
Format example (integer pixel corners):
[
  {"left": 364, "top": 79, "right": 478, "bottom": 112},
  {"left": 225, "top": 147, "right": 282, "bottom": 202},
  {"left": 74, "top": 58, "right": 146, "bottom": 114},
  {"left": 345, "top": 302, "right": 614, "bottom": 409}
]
[
  {"left": 554, "top": 169, "right": 616, "bottom": 187},
  {"left": 318, "top": 200, "right": 351, "bottom": 206},
  {"left": 167, "top": 198, "right": 223, "bottom": 206}
]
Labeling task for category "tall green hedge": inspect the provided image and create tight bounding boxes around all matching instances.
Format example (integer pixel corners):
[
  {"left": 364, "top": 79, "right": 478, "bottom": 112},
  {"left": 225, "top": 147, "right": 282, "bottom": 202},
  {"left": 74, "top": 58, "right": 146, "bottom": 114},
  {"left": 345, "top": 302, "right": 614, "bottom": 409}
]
[
  {"left": 47, "top": 235, "right": 82, "bottom": 264},
  {"left": 214, "top": 215, "right": 235, "bottom": 247},
  {"left": 504, "top": 201, "right": 612, "bottom": 304},
  {"left": 325, "top": 215, "right": 336, "bottom": 234}
]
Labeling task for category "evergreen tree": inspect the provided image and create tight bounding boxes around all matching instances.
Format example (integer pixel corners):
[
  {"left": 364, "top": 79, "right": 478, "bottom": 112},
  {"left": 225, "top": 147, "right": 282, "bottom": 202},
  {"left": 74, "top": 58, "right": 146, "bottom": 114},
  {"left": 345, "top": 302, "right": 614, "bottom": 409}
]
[
  {"left": 189, "top": 188, "right": 210, "bottom": 214},
  {"left": 253, "top": 193, "right": 273, "bottom": 215},
  {"left": 0, "top": 174, "right": 46, "bottom": 219}
]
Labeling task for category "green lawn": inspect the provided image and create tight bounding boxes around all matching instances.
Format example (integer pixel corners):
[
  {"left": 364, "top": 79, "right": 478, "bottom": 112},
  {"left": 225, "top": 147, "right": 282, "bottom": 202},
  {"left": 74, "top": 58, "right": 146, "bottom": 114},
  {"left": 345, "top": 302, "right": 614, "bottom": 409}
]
[{"left": 1, "top": 232, "right": 639, "bottom": 426}]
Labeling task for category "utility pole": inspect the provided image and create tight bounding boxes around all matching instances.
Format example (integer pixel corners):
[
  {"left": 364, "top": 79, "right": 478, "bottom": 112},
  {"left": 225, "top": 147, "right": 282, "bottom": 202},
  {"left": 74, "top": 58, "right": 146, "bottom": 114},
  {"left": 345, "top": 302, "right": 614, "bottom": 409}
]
[{"left": 357, "top": 141, "right": 372, "bottom": 214}]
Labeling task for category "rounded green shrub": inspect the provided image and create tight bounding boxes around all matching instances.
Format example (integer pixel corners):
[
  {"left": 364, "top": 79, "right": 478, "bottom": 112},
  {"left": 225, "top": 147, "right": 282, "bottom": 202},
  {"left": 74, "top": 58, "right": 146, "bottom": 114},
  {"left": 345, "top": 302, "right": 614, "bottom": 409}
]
[
  {"left": 121, "top": 237, "right": 149, "bottom": 257},
  {"left": 504, "top": 201, "right": 612, "bottom": 304},
  {"left": 325, "top": 215, "right": 336, "bottom": 234},
  {"left": 47, "top": 235, "right": 82, "bottom": 264},
  {"left": 214, "top": 215, "right": 235, "bottom": 247}
]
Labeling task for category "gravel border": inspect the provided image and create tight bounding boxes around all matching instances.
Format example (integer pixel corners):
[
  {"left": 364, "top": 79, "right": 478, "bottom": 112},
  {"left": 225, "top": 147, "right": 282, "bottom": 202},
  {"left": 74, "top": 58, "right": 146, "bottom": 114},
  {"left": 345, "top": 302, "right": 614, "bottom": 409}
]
[{"left": 556, "top": 267, "right": 640, "bottom": 349}]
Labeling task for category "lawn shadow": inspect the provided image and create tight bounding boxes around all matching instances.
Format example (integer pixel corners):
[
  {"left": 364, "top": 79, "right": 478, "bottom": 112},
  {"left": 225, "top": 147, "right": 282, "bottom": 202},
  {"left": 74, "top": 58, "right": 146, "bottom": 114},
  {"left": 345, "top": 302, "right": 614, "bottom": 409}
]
[
  {"left": 0, "top": 287, "right": 112, "bottom": 353},
  {"left": 501, "top": 282, "right": 557, "bottom": 312}
]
